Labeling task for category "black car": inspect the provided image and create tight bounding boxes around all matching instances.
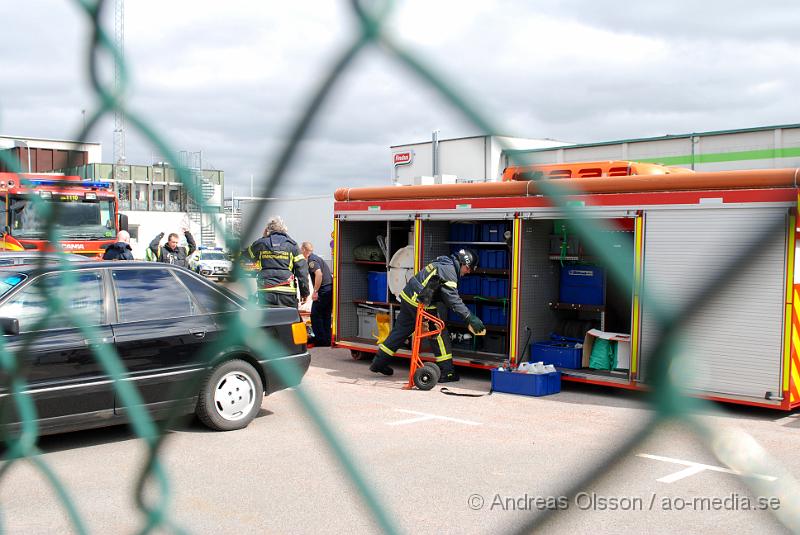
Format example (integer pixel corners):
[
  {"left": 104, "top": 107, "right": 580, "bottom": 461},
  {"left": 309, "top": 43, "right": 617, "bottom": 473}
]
[{"left": 0, "top": 262, "right": 310, "bottom": 436}]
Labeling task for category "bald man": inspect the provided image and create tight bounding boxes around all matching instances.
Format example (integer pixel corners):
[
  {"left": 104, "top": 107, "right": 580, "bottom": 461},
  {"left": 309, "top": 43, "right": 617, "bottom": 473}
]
[{"left": 103, "top": 230, "right": 135, "bottom": 261}]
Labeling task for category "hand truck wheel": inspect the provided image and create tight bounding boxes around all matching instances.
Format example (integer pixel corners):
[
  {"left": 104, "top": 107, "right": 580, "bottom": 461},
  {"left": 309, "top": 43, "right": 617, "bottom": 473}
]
[
  {"left": 413, "top": 365, "right": 438, "bottom": 391},
  {"left": 422, "top": 362, "right": 441, "bottom": 383}
]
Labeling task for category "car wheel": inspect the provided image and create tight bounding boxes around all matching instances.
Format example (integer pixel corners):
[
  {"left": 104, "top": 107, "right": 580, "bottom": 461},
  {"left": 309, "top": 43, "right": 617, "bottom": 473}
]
[{"left": 196, "top": 359, "right": 263, "bottom": 431}]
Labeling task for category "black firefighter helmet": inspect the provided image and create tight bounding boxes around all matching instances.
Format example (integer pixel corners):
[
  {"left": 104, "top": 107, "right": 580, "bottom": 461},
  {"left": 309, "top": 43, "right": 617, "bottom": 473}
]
[{"left": 454, "top": 248, "right": 479, "bottom": 272}]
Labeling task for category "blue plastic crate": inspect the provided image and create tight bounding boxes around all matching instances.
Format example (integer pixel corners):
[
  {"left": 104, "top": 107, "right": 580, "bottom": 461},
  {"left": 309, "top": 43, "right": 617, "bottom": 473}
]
[
  {"left": 530, "top": 334, "right": 583, "bottom": 369},
  {"left": 459, "top": 275, "right": 481, "bottom": 295},
  {"left": 481, "top": 305, "right": 507, "bottom": 326},
  {"left": 481, "top": 277, "right": 508, "bottom": 298},
  {"left": 367, "top": 271, "right": 387, "bottom": 302},
  {"left": 481, "top": 222, "right": 508, "bottom": 242},
  {"left": 491, "top": 369, "right": 561, "bottom": 397},
  {"left": 449, "top": 223, "right": 477, "bottom": 242},
  {"left": 559, "top": 265, "right": 604, "bottom": 305},
  {"left": 490, "top": 250, "right": 508, "bottom": 269}
]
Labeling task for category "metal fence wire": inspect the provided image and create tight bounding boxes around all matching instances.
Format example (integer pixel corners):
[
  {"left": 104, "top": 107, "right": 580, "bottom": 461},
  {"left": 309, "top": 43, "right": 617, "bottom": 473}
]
[{"left": 0, "top": 0, "right": 799, "bottom": 533}]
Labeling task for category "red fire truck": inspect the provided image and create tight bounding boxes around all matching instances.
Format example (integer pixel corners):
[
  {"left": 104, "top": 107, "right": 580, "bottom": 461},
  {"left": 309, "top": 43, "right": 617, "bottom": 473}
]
[{"left": 0, "top": 173, "right": 128, "bottom": 257}]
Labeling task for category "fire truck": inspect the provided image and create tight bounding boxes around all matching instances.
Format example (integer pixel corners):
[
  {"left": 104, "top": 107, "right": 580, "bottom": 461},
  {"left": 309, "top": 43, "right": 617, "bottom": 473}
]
[
  {"left": 332, "top": 162, "right": 800, "bottom": 410},
  {"left": 0, "top": 173, "right": 128, "bottom": 257}
]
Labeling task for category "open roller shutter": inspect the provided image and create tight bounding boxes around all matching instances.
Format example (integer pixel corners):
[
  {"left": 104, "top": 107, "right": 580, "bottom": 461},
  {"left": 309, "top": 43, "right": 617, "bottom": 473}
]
[{"left": 640, "top": 207, "right": 787, "bottom": 400}]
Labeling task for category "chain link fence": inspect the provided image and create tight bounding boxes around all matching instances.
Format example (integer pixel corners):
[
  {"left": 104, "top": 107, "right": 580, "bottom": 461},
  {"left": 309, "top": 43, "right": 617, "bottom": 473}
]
[{"left": 0, "top": 0, "right": 798, "bottom": 533}]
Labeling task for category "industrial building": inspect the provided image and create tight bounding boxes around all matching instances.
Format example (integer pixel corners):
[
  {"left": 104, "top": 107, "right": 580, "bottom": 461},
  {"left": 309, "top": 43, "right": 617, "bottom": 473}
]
[{"left": 391, "top": 123, "right": 800, "bottom": 183}]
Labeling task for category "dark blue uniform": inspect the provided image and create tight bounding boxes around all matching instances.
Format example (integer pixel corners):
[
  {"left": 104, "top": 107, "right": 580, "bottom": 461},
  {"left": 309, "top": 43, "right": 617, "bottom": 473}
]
[{"left": 307, "top": 252, "right": 333, "bottom": 346}]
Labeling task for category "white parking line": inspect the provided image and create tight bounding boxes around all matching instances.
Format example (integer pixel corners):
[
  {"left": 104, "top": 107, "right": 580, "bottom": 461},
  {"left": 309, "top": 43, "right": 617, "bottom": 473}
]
[
  {"left": 637, "top": 453, "right": 777, "bottom": 484},
  {"left": 386, "top": 409, "right": 481, "bottom": 426}
]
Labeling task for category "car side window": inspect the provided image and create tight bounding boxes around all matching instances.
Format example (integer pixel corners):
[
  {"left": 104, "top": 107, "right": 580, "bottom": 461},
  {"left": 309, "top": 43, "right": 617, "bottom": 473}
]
[
  {"left": 0, "top": 270, "right": 105, "bottom": 332},
  {"left": 112, "top": 268, "right": 195, "bottom": 323},
  {"left": 175, "top": 271, "right": 241, "bottom": 313}
]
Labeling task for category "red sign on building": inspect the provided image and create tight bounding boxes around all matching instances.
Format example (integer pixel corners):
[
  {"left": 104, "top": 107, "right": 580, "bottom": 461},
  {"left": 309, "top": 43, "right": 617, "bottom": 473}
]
[{"left": 393, "top": 151, "right": 413, "bottom": 166}]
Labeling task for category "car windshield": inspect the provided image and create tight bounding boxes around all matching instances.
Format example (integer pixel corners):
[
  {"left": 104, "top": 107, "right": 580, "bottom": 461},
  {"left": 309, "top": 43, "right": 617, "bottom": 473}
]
[
  {"left": 202, "top": 252, "right": 226, "bottom": 261},
  {"left": 0, "top": 273, "right": 26, "bottom": 298},
  {"left": 9, "top": 195, "right": 115, "bottom": 240}
]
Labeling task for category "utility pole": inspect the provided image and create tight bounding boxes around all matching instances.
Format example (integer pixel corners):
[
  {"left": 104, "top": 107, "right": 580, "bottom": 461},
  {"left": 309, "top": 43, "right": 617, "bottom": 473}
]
[{"left": 113, "top": 0, "right": 126, "bottom": 164}]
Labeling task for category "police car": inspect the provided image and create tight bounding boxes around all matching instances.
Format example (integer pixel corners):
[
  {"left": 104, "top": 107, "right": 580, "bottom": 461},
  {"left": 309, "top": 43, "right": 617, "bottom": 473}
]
[{"left": 189, "top": 247, "right": 233, "bottom": 281}]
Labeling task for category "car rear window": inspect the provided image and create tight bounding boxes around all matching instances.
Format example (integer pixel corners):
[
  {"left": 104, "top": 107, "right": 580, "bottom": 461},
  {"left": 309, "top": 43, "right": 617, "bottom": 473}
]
[
  {"left": 112, "top": 268, "right": 195, "bottom": 322},
  {"left": 175, "top": 271, "right": 241, "bottom": 313}
]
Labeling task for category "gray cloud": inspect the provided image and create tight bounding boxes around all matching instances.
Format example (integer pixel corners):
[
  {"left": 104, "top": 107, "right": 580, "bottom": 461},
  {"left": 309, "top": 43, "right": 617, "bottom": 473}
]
[{"left": 1, "top": 1, "right": 798, "bottom": 198}]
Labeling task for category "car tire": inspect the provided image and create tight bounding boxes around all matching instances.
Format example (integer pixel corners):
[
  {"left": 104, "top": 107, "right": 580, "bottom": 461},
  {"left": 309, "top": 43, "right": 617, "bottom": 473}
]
[{"left": 196, "top": 359, "right": 264, "bottom": 431}]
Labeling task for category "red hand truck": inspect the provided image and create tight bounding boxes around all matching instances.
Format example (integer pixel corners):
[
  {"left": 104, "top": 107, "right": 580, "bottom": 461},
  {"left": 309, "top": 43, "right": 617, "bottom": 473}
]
[{"left": 404, "top": 304, "right": 444, "bottom": 390}]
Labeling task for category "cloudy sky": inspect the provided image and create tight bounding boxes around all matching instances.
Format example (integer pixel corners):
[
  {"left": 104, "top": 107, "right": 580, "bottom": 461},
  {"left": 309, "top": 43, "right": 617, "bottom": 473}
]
[{"left": 1, "top": 1, "right": 799, "bottom": 197}]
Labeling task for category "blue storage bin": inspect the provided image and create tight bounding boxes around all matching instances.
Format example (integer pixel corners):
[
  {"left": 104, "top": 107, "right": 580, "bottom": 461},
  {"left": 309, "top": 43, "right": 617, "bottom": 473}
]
[
  {"left": 459, "top": 275, "right": 481, "bottom": 295},
  {"left": 481, "top": 305, "right": 507, "bottom": 326},
  {"left": 530, "top": 334, "right": 583, "bottom": 369},
  {"left": 448, "top": 302, "right": 477, "bottom": 322},
  {"left": 478, "top": 249, "right": 508, "bottom": 269},
  {"left": 491, "top": 369, "right": 561, "bottom": 397},
  {"left": 481, "top": 277, "right": 509, "bottom": 298},
  {"left": 449, "top": 223, "right": 477, "bottom": 242},
  {"left": 478, "top": 249, "right": 491, "bottom": 269},
  {"left": 481, "top": 222, "right": 508, "bottom": 242},
  {"left": 559, "top": 265, "right": 604, "bottom": 305},
  {"left": 367, "top": 271, "right": 387, "bottom": 302}
]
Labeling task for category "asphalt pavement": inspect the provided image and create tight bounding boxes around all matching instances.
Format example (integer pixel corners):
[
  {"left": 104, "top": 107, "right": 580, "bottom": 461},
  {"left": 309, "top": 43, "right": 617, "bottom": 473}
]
[{"left": 1, "top": 345, "right": 798, "bottom": 534}]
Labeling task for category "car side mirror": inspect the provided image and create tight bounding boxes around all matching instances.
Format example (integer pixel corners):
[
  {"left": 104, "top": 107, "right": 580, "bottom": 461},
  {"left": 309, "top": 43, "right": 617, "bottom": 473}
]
[
  {"left": 0, "top": 317, "right": 19, "bottom": 336},
  {"left": 2, "top": 225, "right": 9, "bottom": 235},
  {"left": 118, "top": 213, "right": 129, "bottom": 232}
]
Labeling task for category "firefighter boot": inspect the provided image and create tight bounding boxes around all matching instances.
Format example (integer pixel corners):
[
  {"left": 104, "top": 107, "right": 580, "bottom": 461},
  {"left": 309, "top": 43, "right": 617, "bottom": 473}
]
[
  {"left": 369, "top": 352, "right": 394, "bottom": 376},
  {"left": 437, "top": 359, "right": 460, "bottom": 383}
]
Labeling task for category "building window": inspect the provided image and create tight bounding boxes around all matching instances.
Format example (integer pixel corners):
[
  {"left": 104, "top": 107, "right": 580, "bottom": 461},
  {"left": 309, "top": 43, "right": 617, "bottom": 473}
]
[
  {"left": 116, "top": 182, "right": 131, "bottom": 210},
  {"left": 167, "top": 186, "right": 181, "bottom": 212},
  {"left": 152, "top": 185, "right": 165, "bottom": 211},
  {"left": 133, "top": 184, "right": 148, "bottom": 211}
]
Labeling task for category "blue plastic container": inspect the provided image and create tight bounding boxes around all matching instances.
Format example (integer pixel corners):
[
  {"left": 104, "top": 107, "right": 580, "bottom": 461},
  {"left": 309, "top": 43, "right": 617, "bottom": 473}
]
[
  {"left": 481, "top": 277, "right": 509, "bottom": 298},
  {"left": 477, "top": 249, "right": 508, "bottom": 269},
  {"left": 367, "top": 271, "right": 387, "bottom": 302},
  {"left": 559, "top": 266, "right": 604, "bottom": 305},
  {"left": 449, "top": 223, "right": 477, "bottom": 242},
  {"left": 491, "top": 369, "right": 561, "bottom": 397},
  {"left": 530, "top": 334, "right": 583, "bottom": 369},
  {"left": 481, "top": 222, "right": 508, "bottom": 242},
  {"left": 456, "top": 275, "right": 479, "bottom": 295},
  {"left": 481, "top": 305, "right": 508, "bottom": 326}
]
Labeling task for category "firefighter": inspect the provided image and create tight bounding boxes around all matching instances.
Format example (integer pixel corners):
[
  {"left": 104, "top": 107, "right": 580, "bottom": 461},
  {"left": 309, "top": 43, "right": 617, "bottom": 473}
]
[
  {"left": 369, "top": 248, "right": 485, "bottom": 383},
  {"left": 245, "top": 216, "right": 310, "bottom": 308}
]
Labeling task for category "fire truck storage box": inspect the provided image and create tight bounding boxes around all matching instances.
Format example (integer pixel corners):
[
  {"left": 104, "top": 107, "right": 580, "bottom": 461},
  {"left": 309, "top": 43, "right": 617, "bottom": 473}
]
[
  {"left": 481, "top": 305, "right": 507, "bottom": 326},
  {"left": 449, "top": 223, "right": 478, "bottom": 242},
  {"left": 356, "top": 306, "right": 379, "bottom": 339},
  {"left": 491, "top": 369, "right": 561, "bottom": 397},
  {"left": 559, "top": 266, "right": 604, "bottom": 305},
  {"left": 530, "top": 335, "right": 583, "bottom": 369},
  {"left": 367, "top": 271, "right": 388, "bottom": 302},
  {"left": 480, "top": 332, "right": 507, "bottom": 354},
  {"left": 481, "top": 222, "right": 508, "bottom": 242},
  {"left": 479, "top": 249, "right": 508, "bottom": 269},
  {"left": 581, "top": 329, "right": 631, "bottom": 370},
  {"left": 481, "top": 277, "right": 509, "bottom": 298}
]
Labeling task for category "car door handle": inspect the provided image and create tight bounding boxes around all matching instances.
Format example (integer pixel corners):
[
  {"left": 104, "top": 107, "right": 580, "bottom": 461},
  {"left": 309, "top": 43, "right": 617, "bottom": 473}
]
[{"left": 189, "top": 330, "right": 206, "bottom": 339}]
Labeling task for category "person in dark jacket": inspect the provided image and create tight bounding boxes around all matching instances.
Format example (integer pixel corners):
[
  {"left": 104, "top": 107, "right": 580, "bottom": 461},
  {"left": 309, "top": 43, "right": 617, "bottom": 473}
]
[
  {"left": 245, "top": 216, "right": 309, "bottom": 308},
  {"left": 369, "top": 249, "right": 485, "bottom": 383},
  {"left": 149, "top": 227, "right": 196, "bottom": 268},
  {"left": 301, "top": 241, "right": 333, "bottom": 346},
  {"left": 102, "top": 230, "right": 134, "bottom": 261}
]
